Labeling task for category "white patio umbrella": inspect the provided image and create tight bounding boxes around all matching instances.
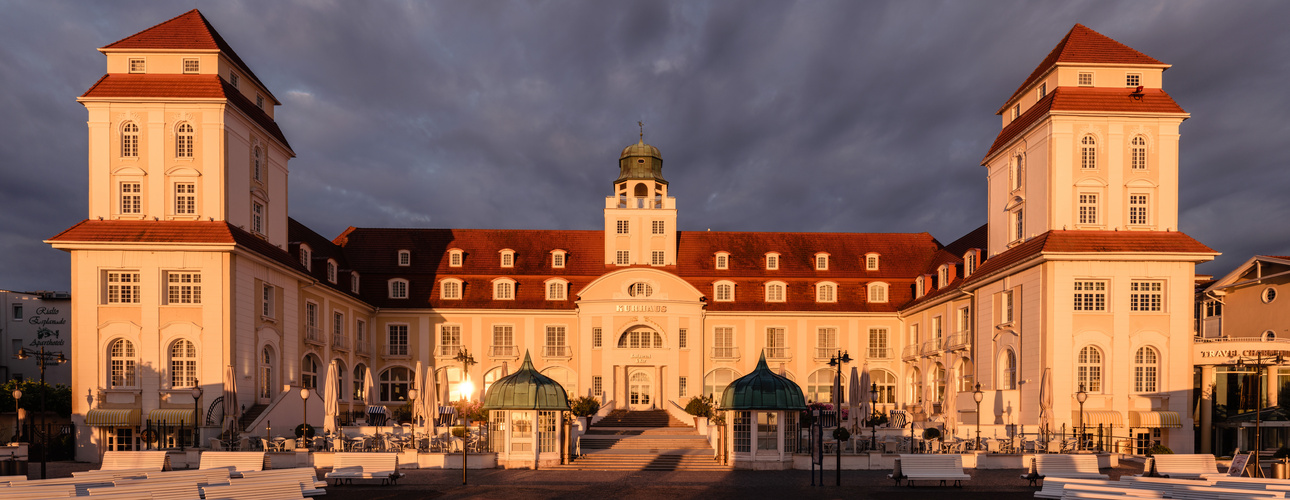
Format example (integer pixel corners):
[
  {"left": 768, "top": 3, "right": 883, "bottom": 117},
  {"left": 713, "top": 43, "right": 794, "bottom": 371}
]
[
  {"left": 854, "top": 365, "right": 871, "bottom": 430},
  {"left": 1039, "top": 368, "right": 1053, "bottom": 438},
  {"left": 942, "top": 370, "right": 957, "bottom": 438},
  {"left": 323, "top": 361, "right": 339, "bottom": 439},
  {"left": 831, "top": 371, "right": 843, "bottom": 407},
  {"left": 422, "top": 364, "right": 438, "bottom": 438},
  {"left": 412, "top": 361, "right": 424, "bottom": 426},
  {"left": 363, "top": 366, "right": 375, "bottom": 406},
  {"left": 222, "top": 365, "right": 238, "bottom": 435}
]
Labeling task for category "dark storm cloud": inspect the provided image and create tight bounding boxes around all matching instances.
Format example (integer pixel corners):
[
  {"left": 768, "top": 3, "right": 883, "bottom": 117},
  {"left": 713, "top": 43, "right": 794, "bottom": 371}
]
[{"left": 1, "top": 0, "right": 1288, "bottom": 292}]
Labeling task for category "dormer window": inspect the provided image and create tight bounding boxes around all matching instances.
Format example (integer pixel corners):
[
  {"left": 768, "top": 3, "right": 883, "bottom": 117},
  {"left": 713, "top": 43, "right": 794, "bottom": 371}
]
[
  {"left": 816, "top": 282, "right": 837, "bottom": 303},
  {"left": 1011, "top": 104, "right": 1020, "bottom": 120},
  {"left": 815, "top": 253, "right": 829, "bottom": 270},
  {"left": 964, "top": 250, "right": 978, "bottom": 277},
  {"left": 915, "top": 276, "right": 925, "bottom": 298},
  {"left": 350, "top": 272, "right": 360, "bottom": 294},
  {"left": 715, "top": 252, "right": 730, "bottom": 270},
  {"left": 938, "top": 265, "right": 949, "bottom": 288},
  {"left": 765, "top": 253, "right": 780, "bottom": 270},
  {"left": 388, "top": 279, "right": 408, "bottom": 299},
  {"left": 500, "top": 249, "right": 515, "bottom": 268},
  {"left": 183, "top": 58, "right": 199, "bottom": 74},
  {"left": 299, "top": 244, "right": 312, "bottom": 270},
  {"left": 551, "top": 250, "right": 566, "bottom": 268},
  {"left": 765, "top": 282, "right": 786, "bottom": 302},
  {"left": 230, "top": 71, "right": 240, "bottom": 88},
  {"left": 448, "top": 249, "right": 462, "bottom": 267},
  {"left": 256, "top": 94, "right": 265, "bottom": 109},
  {"left": 714, "top": 281, "right": 735, "bottom": 302},
  {"left": 129, "top": 58, "right": 145, "bottom": 73},
  {"left": 326, "top": 260, "right": 338, "bottom": 283},
  {"left": 545, "top": 279, "right": 568, "bottom": 301},
  {"left": 865, "top": 253, "right": 880, "bottom": 271},
  {"left": 398, "top": 250, "right": 411, "bottom": 267},
  {"left": 1037, "top": 82, "right": 1046, "bottom": 99},
  {"left": 1078, "top": 72, "right": 1093, "bottom": 86},
  {"left": 440, "top": 278, "right": 462, "bottom": 300},
  {"left": 868, "top": 282, "right": 888, "bottom": 303},
  {"left": 493, "top": 278, "right": 515, "bottom": 300}
]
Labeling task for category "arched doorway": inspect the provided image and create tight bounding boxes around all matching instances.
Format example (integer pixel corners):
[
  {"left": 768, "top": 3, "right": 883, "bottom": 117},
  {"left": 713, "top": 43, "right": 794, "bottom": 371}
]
[{"left": 629, "top": 370, "right": 653, "bottom": 410}]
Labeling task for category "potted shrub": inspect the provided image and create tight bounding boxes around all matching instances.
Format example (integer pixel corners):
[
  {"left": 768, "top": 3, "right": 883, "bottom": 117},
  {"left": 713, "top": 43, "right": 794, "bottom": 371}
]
[
  {"left": 570, "top": 396, "right": 601, "bottom": 430},
  {"left": 684, "top": 395, "right": 714, "bottom": 426}
]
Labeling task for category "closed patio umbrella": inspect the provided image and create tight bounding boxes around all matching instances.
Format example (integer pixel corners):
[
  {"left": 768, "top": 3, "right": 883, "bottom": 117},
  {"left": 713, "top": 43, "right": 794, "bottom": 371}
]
[
  {"left": 412, "top": 361, "right": 424, "bottom": 426},
  {"left": 848, "top": 365, "right": 863, "bottom": 430},
  {"left": 223, "top": 365, "right": 238, "bottom": 435},
  {"left": 323, "top": 361, "right": 339, "bottom": 440},
  {"left": 1039, "top": 368, "right": 1053, "bottom": 438},
  {"left": 854, "top": 365, "right": 871, "bottom": 430},
  {"left": 423, "top": 364, "right": 438, "bottom": 438},
  {"left": 363, "top": 367, "right": 375, "bottom": 406}
]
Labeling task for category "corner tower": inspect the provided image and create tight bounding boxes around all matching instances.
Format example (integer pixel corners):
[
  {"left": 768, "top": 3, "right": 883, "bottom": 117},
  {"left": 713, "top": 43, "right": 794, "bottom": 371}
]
[{"left": 603, "top": 133, "right": 677, "bottom": 266}]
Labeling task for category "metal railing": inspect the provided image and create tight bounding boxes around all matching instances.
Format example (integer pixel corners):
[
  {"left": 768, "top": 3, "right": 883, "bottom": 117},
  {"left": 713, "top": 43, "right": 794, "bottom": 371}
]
[
  {"left": 437, "top": 344, "right": 461, "bottom": 356},
  {"left": 332, "top": 334, "right": 348, "bottom": 350},
  {"left": 387, "top": 345, "right": 408, "bottom": 356},
  {"left": 543, "top": 345, "right": 572, "bottom": 358},
  {"left": 490, "top": 345, "right": 517, "bottom": 357},
  {"left": 902, "top": 345, "right": 919, "bottom": 361},
  {"left": 356, "top": 341, "right": 370, "bottom": 354},
  {"left": 868, "top": 347, "right": 892, "bottom": 359},
  {"left": 945, "top": 332, "right": 970, "bottom": 351},
  {"left": 920, "top": 340, "right": 938, "bottom": 356},
  {"left": 765, "top": 347, "right": 790, "bottom": 360},
  {"left": 305, "top": 326, "right": 322, "bottom": 343},
  {"left": 711, "top": 346, "right": 739, "bottom": 359},
  {"left": 815, "top": 347, "right": 835, "bottom": 360}
]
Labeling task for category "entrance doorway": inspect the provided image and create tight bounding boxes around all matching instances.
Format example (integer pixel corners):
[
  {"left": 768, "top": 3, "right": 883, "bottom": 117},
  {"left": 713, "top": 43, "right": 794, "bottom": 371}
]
[{"left": 629, "top": 370, "right": 653, "bottom": 410}]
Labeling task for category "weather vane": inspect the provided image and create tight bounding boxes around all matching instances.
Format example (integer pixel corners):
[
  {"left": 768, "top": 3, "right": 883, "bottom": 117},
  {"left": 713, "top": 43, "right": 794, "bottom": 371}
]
[{"left": 638, "top": 121, "right": 644, "bottom": 141}]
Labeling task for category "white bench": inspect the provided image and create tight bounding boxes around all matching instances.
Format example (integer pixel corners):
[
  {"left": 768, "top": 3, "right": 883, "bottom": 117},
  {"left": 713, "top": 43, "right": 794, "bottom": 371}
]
[
  {"left": 1169, "top": 484, "right": 1285, "bottom": 499},
  {"left": 324, "top": 452, "right": 404, "bottom": 486},
  {"left": 0, "top": 475, "right": 27, "bottom": 484},
  {"left": 1056, "top": 484, "right": 1164, "bottom": 499},
  {"left": 888, "top": 454, "right": 970, "bottom": 487},
  {"left": 144, "top": 467, "right": 234, "bottom": 486},
  {"left": 1, "top": 484, "right": 80, "bottom": 499},
  {"left": 86, "top": 478, "right": 203, "bottom": 500},
  {"left": 100, "top": 450, "right": 171, "bottom": 471},
  {"left": 239, "top": 468, "right": 327, "bottom": 496},
  {"left": 203, "top": 481, "right": 306, "bottom": 500},
  {"left": 199, "top": 451, "right": 267, "bottom": 477},
  {"left": 1024, "top": 454, "right": 1108, "bottom": 486},
  {"left": 1036, "top": 477, "right": 1157, "bottom": 499},
  {"left": 1152, "top": 454, "right": 1221, "bottom": 479}
]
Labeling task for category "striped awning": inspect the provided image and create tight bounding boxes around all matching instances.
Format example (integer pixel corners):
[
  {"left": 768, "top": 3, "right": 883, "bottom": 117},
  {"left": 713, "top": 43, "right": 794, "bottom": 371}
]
[
  {"left": 1072, "top": 410, "right": 1124, "bottom": 428},
  {"left": 85, "top": 408, "right": 140, "bottom": 427},
  {"left": 1128, "top": 411, "right": 1183, "bottom": 429},
  {"left": 147, "top": 409, "right": 196, "bottom": 427}
]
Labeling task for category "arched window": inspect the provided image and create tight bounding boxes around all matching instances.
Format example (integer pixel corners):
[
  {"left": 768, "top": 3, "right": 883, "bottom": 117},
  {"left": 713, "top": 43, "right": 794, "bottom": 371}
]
[
  {"left": 807, "top": 368, "right": 842, "bottom": 403},
  {"left": 956, "top": 357, "right": 974, "bottom": 392},
  {"left": 380, "top": 366, "right": 412, "bottom": 402},
  {"left": 436, "top": 366, "right": 466, "bottom": 401},
  {"left": 302, "top": 354, "right": 320, "bottom": 389},
  {"left": 259, "top": 345, "right": 275, "bottom": 400},
  {"left": 483, "top": 366, "right": 506, "bottom": 398},
  {"left": 541, "top": 366, "right": 576, "bottom": 398},
  {"left": 121, "top": 122, "right": 139, "bottom": 157},
  {"left": 867, "top": 282, "right": 888, "bottom": 303},
  {"left": 169, "top": 339, "right": 197, "bottom": 388},
  {"left": 714, "top": 281, "right": 734, "bottom": 302},
  {"left": 765, "top": 282, "right": 786, "bottom": 302},
  {"left": 1130, "top": 136, "right": 1147, "bottom": 170},
  {"left": 1077, "top": 346, "right": 1103, "bottom": 393},
  {"left": 388, "top": 278, "right": 408, "bottom": 299},
  {"left": 350, "top": 272, "right": 360, "bottom": 294},
  {"left": 326, "top": 260, "right": 338, "bottom": 283},
  {"left": 109, "top": 339, "right": 137, "bottom": 388},
  {"left": 816, "top": 282, "right": 836, "bottom": 303},
  {"left": 176, "top": 122, "right": 194, "bottom": 158},
  {"left": 441, "top": 279, "right": 462, "bottom": 300},
  {"left": 352, "top": 363, "right": 368, "bottom": 401},
  {"left": 618, "top": 326, "right": 664, "bottom": 349},
  {"left": 493, "top": 278, "right": 515, "bottom": 300},
  {"left": 934, "top": 363, "right": 947, "bottom": 402},
  {"left": 703, "top": 368, "right": 740, "bottom": 399},
  {"left": 714, "top": 252, "right": 730, "bottom": 270},
  {"left": 253, "top": 145, "right": 264, "bottom": 181},
  {"left": 908, "top": 367, "right": 923, "bottom": 404},
  {"left": 628, "top": 282, "right": 653, "bottom": 298},
  {"left": 1134, "top": 347, "right": 1159, "bottom": 392},
  {"left": 1080, "top": 135, "right": 1097, "bottom": 169},
  {"left": 546, "top": 279, "right": 567, "bottom": 301},
  {"left": 499, "top": 249, "right": 515, "bottom": 268},
  {"left": 870, "top": 369, "right": 896, "bottom": 404},
  {"left": 865, "top": 253, "right": 880, "bottom": 271},
  {"left": 998, "top": 348, "right": 1017, "bottom": 390}
]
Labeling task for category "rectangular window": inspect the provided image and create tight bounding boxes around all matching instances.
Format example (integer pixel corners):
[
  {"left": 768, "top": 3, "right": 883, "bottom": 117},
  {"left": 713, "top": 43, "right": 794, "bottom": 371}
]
[
  {"left": 305, "top": 302, "right": 319, "bottom": 341},
  {"left": 816, "top": 255, "right": 828, "bottom": 270},
  {"left": 356, "top": 320, "right": 366, "bottom": 348},
  {"left": 651, "top": 220, "right": 664, "bottom": 235},
  {"left": 766, "top": 255, "right": 779, "bottom": 270},
  {"left": 165, "top": 272, "right": 201, "bottom": 304},
  {"left": 958, "top": 307, "right": 970, "bottom": 332},
  {"left": 111, "top": 428, "right": 136, "bottom": 451},
  {"left": 1126, "top": 73, "right": 1141, "bottom": 87},
  {"left": 545, "top": 325, "right": 567, "bottom": 357},
  {"left": 333, "top": 311, "right": 344, "bottom": 337},
  {"left": 733, "top": 411, "right": 751, "bottom": 453},
  {"left": 251, "top": 201, "right": 264, "bottom": 234},
  {"left": 1078, "top": 193, "right": 1098, "bottom": 225},
  {"left": 592, "top": 376, "right": 603, "bottom": 397},
  {"left": 120, "top": 182, "right": 141, "bottom": 214},
  {"left": 492, "top": 325, "right": 514, "bottom": 356},
  {"left": 592, "top": 327, "right": 603, "bottom": 348},
  {"left": 388, "top": 324, "right": 409, "bottom": 356},
  {"left": 129, "top": 58, "right": 145, "bottom": 73},
  {"left": 183, "top": 58, "right": 199, "bottom": 73},
  {"left": 261, "top": 283, "right": 274, "bottom": 317},
  {"left": 678, "top": 328, "right": 688, "bottom": 349},
  {"left": 616, "top": 250, "right": 630, "bottom": 265},
  {"left": 440, "top": 324, "right": 461, "bottom": 354},
  {"left": 679, "top": 376, "right": 687, "bottom": 398},
  {"left": 1012, "top": 104, "right": 1020, "bottom": 120},
  {"left": 1037, "top": 82, "right": 1047, "bottom": 99},
  {"left": 651, "top": 251, "right": 665, "bottom": 266},
  {"left": 1012, "top": 208, "right": 1024, "bottom": 242},
  {"left": 616, "top": 220, "right": 629, "bottom": 234},
  {"left": 1073, "top": 281, "right": 1107, "bottom": 311},
  {"left": 817, "top": 327, "right": 837, "bottom": 359},
  {"left": 106, "top": 271, "right": 141, "bottom": 304},
  {"left": 1132, "top": 145, "right": 1147, "bottom": 170},
  {"left": 256, "top": 94, "right": 265, "bottom": 109},
  {"left": 501, "top": 252, "right": 514, "bottom": 267},
  {"left": 1129, "top": 194, "right": 1149, "bottom": 225},
  {"left": 757, "top": 412, "right": 778, "bottom": 451},
  {"left": 1003, "top": 290, "right": 1015, "bottom": 323},
  {"left": 539, "top": 411, "right": 558, "bottom": 453},
  {"left": 868, "top": 327, "right": 889, "bottom": 359},
  {"left": 11, "top": 304, "right": 21, "bottom": 321},
  {"left": 765, "top": 327, "right": 786, "bottom": 358},
  {"left": 931, "top": 316, "right": 942, "bottom": 344},
  {"left": 552, "top": 253, "right": 564, "bottom": 268},
  {"left": 390, "top": 280, "right": 408, "bottom": 299},
  {"left": 715, "top": 255, "right": 728, "bottom": 269},
  {"left": 714, "top": 327, "right": 735, "bottom": 358},
  {"left": 175, "top": 183, "right": 196, "bottom": 214},
  {"left": 1078, "top": 72, "right": 1093, "bottom": 86},
  {"left": 230, "top": 71, "right": 239, "bottom": 88},
  {"left": 1130, "top": 281, "right": 1164, "bottom": 312}
]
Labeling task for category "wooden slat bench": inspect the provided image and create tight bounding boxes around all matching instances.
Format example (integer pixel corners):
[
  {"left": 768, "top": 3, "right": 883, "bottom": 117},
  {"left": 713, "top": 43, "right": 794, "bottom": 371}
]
[
  {"left": 239, "top": 468, "right": 327, "bottom": 496},
  {"left": 324, "top": 453, "right": 404, "bottom": 486},
  {"left": 0, "top": 475, "right": 27, "bottom": 484},
  {"left": 888, "top": 454, "right": 970, "bottom": 487},
  {"left": 86, "top": 478, "right": 203, "bottom": 499},
  {"left": 143, "top": 467, "right": 234, "bottom": 487},
  {"left": 1168, "top": 484, "right": 1284, "bottom": 499},
  {"left": 99, "top": 450, "right": 171, "bottom": 471},
  {"left": 203, "top": 481, "right": 306, "bottom": 500},
  {"left": 1152, "top": 454, "right": 1221, "bottom": 479},
  {"left": 1023, "top": 454, "right": 1108, "bottom": 486},
  {"left": 1036, "top": 478, "right": 1147, "bottom": 499},
  {"left": 199, "top": 451, "right": 266, "bottom": 477},
  {"left": 0, "top": 484, "right": 80, "bottom": 499}
]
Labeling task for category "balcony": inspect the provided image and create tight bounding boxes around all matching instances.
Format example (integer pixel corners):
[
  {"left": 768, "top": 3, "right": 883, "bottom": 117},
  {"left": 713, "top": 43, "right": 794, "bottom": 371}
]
[
  {"left": 902, "top": 345, "right": 919, "bottom": 361},
  {"left": 711, "top": 346, "right": 739, "bottom": 360},
  {"left": 945, "top": 332, "right": 971, "bottom": 351},
  {"left": 490, "top": 345, "right": 518, "bottom": 357},
  {"left": 920, "top": 340, "right": 938, "bottom": 356},
  {"left": 386, "top": 345, "right": 408, "bottom": 357},
  {"left": 355, "top": 341, "right": 370, "bottom": 355},
  {"left": 765, "top": 347, "right": 791, "bottom": 360},
  {"left": 331, "top": 334, "right": 349, "bottom": 351},
  {"left": 438, "top": 344, "right": 461, "bottom": 357},
  {"left": 815, "top": 347, "right": 836, "bottom": 360},
  {"left": 543, "top": 345, "right": 572, "bottom": 358},
  {"left": 304, "top": 326, "right": 322, "bottom": 345},
  {"left": 867, "top": 347, "right": 892, "bottom": 360}
]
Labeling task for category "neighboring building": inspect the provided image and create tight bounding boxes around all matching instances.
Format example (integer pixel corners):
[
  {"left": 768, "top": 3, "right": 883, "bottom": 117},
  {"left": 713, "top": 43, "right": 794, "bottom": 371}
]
[
  {"left": 1, "top": 290, "right": 72, "bottom": 386},
  {"left": 1195, "top": 255, "right": 1290, "bottom": 455},
  {"left": 48, "top": 11, "right": 1215, "bottom": 461}
]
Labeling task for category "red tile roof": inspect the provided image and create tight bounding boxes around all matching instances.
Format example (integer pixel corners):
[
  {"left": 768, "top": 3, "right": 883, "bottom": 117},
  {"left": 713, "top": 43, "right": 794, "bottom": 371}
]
[
  {"left": 983, "top": 87, "right": 1185, "bottom": 162},
  {"left": 1000, "top": 24, "right": 1165, "bottom": 113},
  {"left": 47, "top": 220, "right": 309, "bottom": 276},
  {"left": 102, "top": 9, "right": 278, "bottom": 104},
  {"left": 80, "top": 74, "right": 292, "bottom": 151},
  {"left": 963, "top": 230, "right": 1217, "bottom": 287}
]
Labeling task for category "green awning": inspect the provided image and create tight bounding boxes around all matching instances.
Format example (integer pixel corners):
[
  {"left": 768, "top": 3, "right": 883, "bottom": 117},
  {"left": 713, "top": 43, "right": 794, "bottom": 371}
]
[
  {"left": 147, "top": 409, "right": 196, "bottom": 427},
  {"left": 720, "top": 351, "right": 807, "bottom": 411},
  {"left": 482, "top": 351, "right": 570, "bottom": 411}
]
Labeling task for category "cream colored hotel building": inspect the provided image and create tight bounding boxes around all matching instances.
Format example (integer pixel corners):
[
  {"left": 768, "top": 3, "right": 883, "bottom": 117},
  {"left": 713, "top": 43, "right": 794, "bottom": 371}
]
[{"left": 48, "top": 10, "right": 1218, "bottom": 461}]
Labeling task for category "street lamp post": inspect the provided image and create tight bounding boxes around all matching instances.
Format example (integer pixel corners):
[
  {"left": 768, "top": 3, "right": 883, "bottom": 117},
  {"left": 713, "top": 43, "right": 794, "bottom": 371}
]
[
  {"left": 189, "top": 382, "right": 202, "bottom": 450},
  {"left": 869, "top": 382, "right": 878, "bottom": 450},
  {"left": 12, "top": 389, "right": 21, "bottom": 442},
  {"left": 827, "top": 350, "right": 851, "bottom": 486},
  {"left": 1076, "top": 384, "right": 1088, "bottom": 452},
  {"left": 15, "top": 346, "right": 67, "bottom": 479},
  {"left": 453, "top": 348, "right": 476, "bottom": 486},
  {"left": 299, "top": 387, "right": 310, "bottom": 450},
  {"left": 972, "top": 383, "right": 984, "bottom": 452}
]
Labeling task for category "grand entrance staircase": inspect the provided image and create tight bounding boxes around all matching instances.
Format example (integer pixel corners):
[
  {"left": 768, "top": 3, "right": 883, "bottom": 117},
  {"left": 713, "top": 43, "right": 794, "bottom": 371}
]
[{"left": 558, "top": 410, "right": 730, "bottom": 471}]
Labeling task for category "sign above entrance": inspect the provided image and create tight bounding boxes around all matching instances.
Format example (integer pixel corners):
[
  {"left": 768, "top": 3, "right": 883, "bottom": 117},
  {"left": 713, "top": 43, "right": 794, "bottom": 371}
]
[
  {"left": 630, "top": 354, "right": 652, "bottom": 362},
  {"left": 1199, "top": 349, "right": 1290, "bottom": 360},
  {"left": 616, "top": 304, "right": 667, "bottom": 313}
]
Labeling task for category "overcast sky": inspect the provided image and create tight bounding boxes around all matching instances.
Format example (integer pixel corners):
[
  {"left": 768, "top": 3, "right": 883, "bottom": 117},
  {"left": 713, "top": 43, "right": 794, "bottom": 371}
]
[{"left": 1, "top": 1, "right": 1287, "bottom": 292}]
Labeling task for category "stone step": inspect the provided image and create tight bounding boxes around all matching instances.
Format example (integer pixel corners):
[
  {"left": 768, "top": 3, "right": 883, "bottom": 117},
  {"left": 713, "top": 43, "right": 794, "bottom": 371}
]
[
  {"left": 581, "top": 441, "right": 711, "bottom": 450},
  {"left": 557, "top": 453, "right": 731, "bottom": 471}
]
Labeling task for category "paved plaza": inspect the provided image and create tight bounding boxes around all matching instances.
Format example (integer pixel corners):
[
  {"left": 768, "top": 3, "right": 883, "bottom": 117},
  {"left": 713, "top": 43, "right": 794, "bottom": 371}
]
[{"left": 36, "top": 459, "right": 1146, "bottom": 499}]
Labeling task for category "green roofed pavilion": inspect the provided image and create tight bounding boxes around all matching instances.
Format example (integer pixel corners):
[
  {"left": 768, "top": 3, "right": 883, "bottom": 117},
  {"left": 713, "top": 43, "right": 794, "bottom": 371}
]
[
  {"left": 482, "top": 351, "right": 571, "bottom": 411},
  {"left": 721, "top": 351, "right": 807, "bottom": 411}
]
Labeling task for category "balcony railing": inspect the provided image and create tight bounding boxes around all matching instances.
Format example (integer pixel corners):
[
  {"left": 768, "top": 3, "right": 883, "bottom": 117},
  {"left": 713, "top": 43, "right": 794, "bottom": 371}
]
[
  {"left": 815, "top": 347, "right": 836, "bottom": 360},
  {"left": 867, "top": 347, "right": 892, "bottom": 359},
  {"left": 765, "top": 347, "right": 790, "bottom": 360},
  {"left": 490, "top": 345, "right": 517, "bottom": 357},
  {"left": 438, "top": 344, "right": 461, "bottom": 357},
  {"left": 305, "top": 326, "right": 322, "bottom": 344},
  {"left": 331, "top": 334, "right": 349, "bottom": 350},
  {"left": 920, "top": 340, "right": 938, "bottom": 356},
  {"left": 945, "top": 332, "right": 970, "bottom": 351},
  {"left": 902, "top": 345, "right": 919, "bottom": 361},
  {"left": 711, "top": 346, "right": 739, "bottom": 360},
  {"left": 386, "top": 345, "right": 408, "bottom": 357},
  {"left": 543, "top": 345, "right": 572, "bottom": 358},
  {"left": 355, "top": 341, "right": 370, "bottom": 355}
]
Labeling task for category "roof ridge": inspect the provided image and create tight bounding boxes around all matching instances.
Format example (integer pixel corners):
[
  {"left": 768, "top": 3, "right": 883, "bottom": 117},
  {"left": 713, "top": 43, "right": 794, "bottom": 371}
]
[
  {"left": 998, "top": 23, "right": 1166, "bottom": 114},
  {"left": 101, "top": 9, "right": 206, "bottom": 50}
]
